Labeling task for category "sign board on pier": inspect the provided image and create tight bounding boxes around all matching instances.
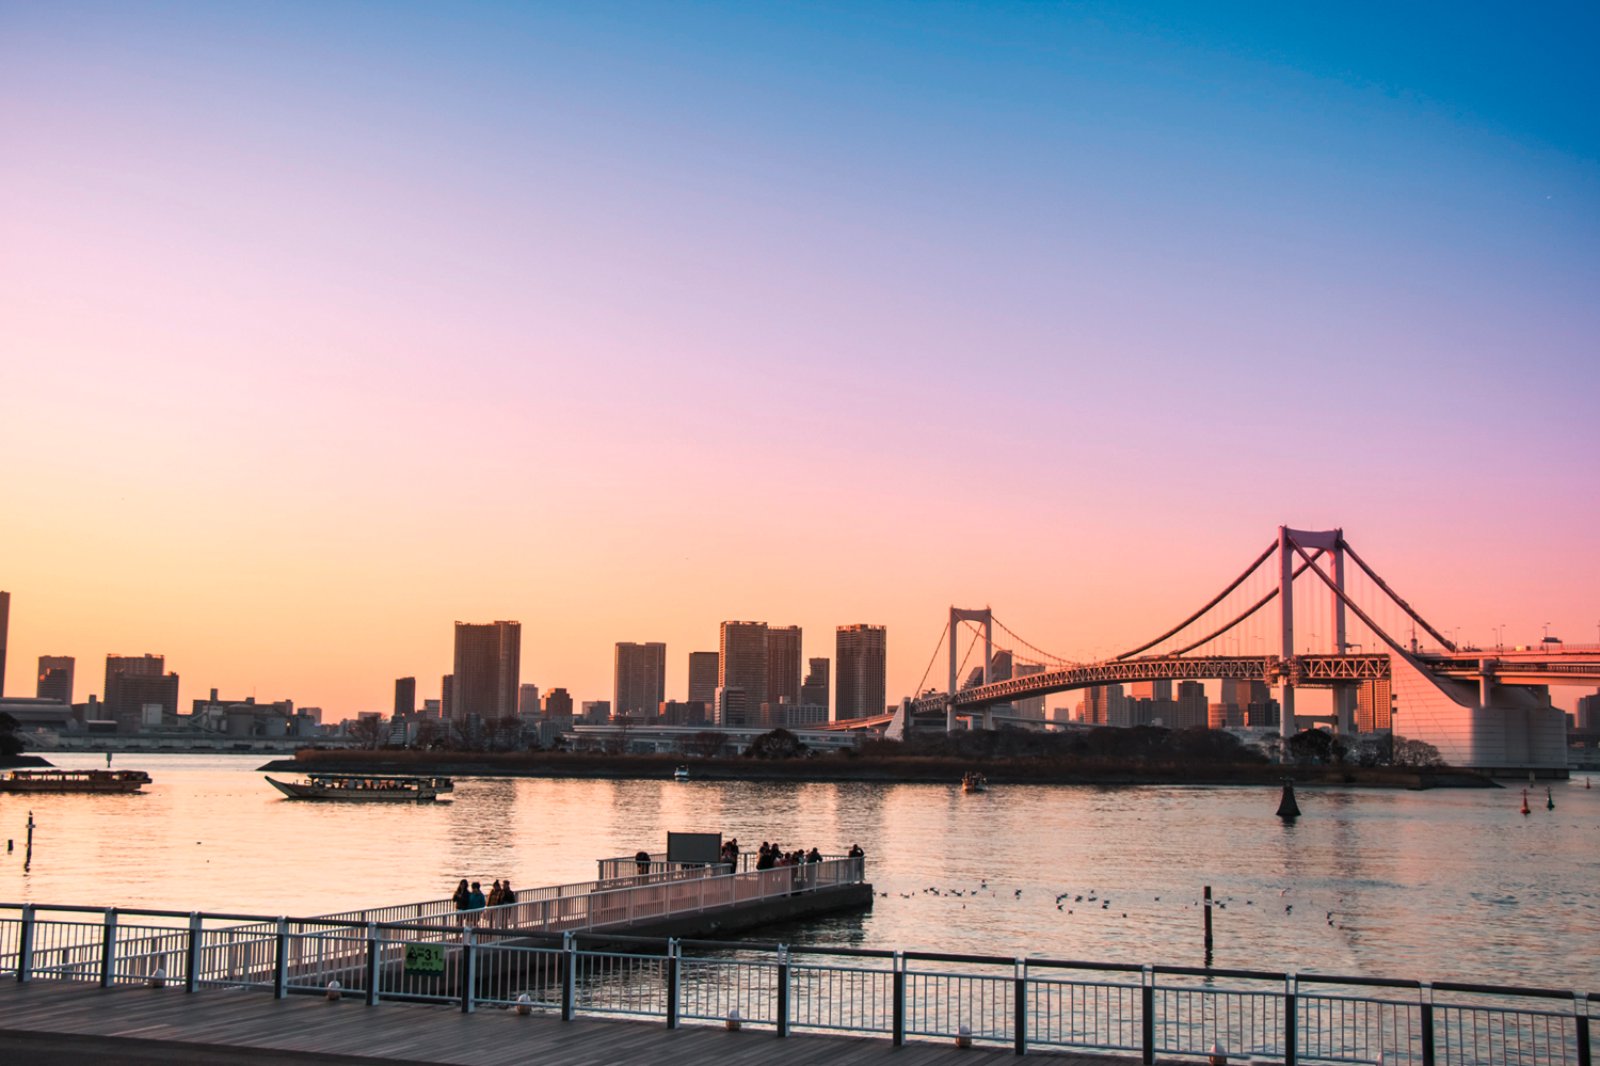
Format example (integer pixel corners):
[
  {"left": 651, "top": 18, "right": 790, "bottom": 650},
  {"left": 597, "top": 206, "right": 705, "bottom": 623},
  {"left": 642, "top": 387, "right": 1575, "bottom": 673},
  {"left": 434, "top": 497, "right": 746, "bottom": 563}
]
[{"left": 404, "top": 943, "right": 445, "bottom": 976}]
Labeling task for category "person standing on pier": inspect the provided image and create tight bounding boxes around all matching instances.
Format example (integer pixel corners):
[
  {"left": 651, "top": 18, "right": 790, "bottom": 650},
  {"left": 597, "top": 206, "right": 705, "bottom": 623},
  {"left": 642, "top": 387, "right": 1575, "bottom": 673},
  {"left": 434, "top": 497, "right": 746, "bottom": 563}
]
[
  {"left": 452, "top": 879, "right": 471, "bottom": 921},
  {"left": 467, "top": 880, "right": 486, "bottom": 924}
]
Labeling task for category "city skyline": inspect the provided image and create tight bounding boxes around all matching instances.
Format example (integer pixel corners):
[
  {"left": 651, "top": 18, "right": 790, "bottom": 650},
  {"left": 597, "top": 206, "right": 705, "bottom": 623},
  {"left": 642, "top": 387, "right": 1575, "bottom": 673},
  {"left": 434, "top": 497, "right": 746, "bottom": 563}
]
[{"left": 1, "top": 5, "right": 1595, "bottom": 718}]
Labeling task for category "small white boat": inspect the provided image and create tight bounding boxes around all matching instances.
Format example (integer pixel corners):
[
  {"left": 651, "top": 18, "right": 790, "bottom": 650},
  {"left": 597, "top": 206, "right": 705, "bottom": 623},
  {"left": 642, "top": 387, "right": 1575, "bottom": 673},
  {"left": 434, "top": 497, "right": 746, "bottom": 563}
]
[
  {"left": 265, "top": 773, "right": 448, "bottom": 802},
  {"left": 673, "top": 766, "right": 691, "bottom": 782}
]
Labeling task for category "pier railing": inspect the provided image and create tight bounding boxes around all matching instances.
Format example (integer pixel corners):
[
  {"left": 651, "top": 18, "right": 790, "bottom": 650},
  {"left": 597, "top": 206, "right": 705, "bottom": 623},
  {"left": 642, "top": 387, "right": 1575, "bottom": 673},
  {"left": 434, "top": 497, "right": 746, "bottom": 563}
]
[{"left": 0, "top": 903, "right": 1592, "bottom": 1066}]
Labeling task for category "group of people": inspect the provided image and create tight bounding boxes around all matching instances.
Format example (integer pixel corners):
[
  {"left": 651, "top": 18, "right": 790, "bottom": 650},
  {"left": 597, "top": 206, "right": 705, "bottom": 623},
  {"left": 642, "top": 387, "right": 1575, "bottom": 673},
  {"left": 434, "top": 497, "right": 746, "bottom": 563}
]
[
  {"left": 754, "top": 842, "right": 825, "bottom": 869},
  {"left": 451, "top": 877, "right": 517, "bottom": 923}
]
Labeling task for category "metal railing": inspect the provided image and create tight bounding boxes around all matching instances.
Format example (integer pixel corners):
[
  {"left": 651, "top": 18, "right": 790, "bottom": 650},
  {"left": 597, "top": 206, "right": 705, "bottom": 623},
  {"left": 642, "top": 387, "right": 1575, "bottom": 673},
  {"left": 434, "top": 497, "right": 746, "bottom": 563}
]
[{"left": 0, "top": 903, "right": 1592, "bottom": 1066}]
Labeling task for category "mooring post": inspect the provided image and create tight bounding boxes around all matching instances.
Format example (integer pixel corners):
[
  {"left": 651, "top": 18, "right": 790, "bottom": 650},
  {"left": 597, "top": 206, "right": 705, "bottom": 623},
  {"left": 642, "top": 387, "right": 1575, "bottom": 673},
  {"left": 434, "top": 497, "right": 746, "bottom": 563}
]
[
  {"left": 1204, "top": 886, "right": 1214, "bottom": 958},
  {"left": 1141, "top": 965, "right": 1155, "bottom": 1066},
  {"left": 364, "top": 923, "right": 380, "bottom": 1006},
  {"left": 665, "top": 938, "right": 680, "bottom": 1029},
  {"left": 1284, "top": 973, "right": 1298, "bottom": 1066},
  {"left": 17, "top": 904, "right": 35, "bottom": 984},
  {"left": 184, "top": 912, "right": 202, "bottom": 993},
  {"left": 892, "top": 951, "right": 906, "bottom": 1046},
  {"left": 561, "top": 932, "right": 576, "bottom": 1021},
  {"left": 274, "top": 918, "right": 288, "bottom": 999},
  {"left": 1013, "top": 957, "right": 1028, "bottom": 1056},
  {"left": 99, "top": 907, "right": 118, "bottom": 988},
  {"left": 776, "top": 944, "right": 791, "bottom": 1037}
]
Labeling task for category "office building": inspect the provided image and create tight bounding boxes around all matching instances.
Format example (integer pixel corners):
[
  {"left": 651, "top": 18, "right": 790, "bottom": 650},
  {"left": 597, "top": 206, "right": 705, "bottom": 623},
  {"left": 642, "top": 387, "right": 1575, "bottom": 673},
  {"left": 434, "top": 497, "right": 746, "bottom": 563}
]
[
  {"left": 394, "top": 677, "right": 416, "bottom": 718},
  {"left": 719, "top": 622, "right": 768, "bottom": 725},
  {"left": 519, "top": 683, "right": 541, "bottom": 718},
  {"left": 543, "top": 687, "right": 574, "bottom": 719},
  {"left": 835, "top": 624, "right": 887, "bottom": 721},
  {"left": 1013, "top": 663, "right": 1046, "bottom": 720},
  {"left": 1173, "top": 681, "right": 1209, "bottom": 730},
  {"left": 766, "top": 625, "right": 803, "bottom": 707},
  {"left": 105, "top": 654, "right": 178, "bottom": 728},
  {"left": 1356, "top": 678, "right": 1393, "bottom": 733},
  {"left": 800, "top": 658, "right": 830, "bottom": 712},
  {"left": 1576, "top": 691, "right": 1600, "bottom": 731},
  {"left": 615, "top": 641, "right": 667, "bottom": 718},
  {"left": 441, "top": 674, "right": 454, "bottom": 719},
  {"left": 452, "top": 620, "right": 520, "bottom": 720},
  {"left": 0, "top": 590, "right": 8, "bottom": 696},
  {"left": 687, "top": 652, "right": 719, "bottom": 707},
  {"left": 37, "top": 655, "right": 75, "bottom": 705}
]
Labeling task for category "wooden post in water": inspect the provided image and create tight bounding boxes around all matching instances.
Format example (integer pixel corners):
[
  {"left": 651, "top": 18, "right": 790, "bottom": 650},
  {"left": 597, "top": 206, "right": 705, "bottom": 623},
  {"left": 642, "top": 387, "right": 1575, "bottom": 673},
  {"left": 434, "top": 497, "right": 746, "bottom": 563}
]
[{"left": 1204, "top": 885, "right": 1214, "bottom": 960}]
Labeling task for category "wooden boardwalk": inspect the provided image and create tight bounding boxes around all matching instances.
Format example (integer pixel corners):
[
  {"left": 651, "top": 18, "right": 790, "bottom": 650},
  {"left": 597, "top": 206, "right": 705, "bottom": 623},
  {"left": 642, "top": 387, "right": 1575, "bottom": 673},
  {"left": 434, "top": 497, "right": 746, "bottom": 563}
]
[{"left": 0, "top": 982, "right": 1141, "bottom": 1065}]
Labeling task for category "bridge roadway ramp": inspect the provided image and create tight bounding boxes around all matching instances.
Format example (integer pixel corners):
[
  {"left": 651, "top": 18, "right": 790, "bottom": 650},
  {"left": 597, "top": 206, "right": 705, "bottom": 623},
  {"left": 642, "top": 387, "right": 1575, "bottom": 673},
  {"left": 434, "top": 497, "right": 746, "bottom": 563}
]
[{"left": 0, "top": 981, "right": 1130, "bottom": 1066}]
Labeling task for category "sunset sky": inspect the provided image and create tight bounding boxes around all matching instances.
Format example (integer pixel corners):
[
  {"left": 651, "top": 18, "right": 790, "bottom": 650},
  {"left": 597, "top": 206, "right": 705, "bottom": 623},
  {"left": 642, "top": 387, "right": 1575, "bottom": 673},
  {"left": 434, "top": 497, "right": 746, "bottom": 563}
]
[{"left": 3, "top": 3, "right": 1596, "bottom": 717}]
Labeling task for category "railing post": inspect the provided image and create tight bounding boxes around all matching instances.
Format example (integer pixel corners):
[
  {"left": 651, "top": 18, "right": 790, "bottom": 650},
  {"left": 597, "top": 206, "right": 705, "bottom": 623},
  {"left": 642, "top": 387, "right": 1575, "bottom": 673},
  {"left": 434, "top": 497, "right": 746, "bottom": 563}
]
[
  {"left": 1284, "top": 972, "right": 1298, "bottom": 1066},
  {"left": 184, "top": 912, "right": 202, "bottom": 993},
  {"left": 17, "top": 904, "right": 35, "bottom": 983},
  {"left": 364, "top": 923, "right": 380, "bottom": 1006},
  {"left": 1576, "top": 992, "right": 1591, "bottom": 1066},
  {"left": 561, "top": 932, "right": 576, "bottom": 1021},
  {"left": 776, "top": 945, "right": 790, "bottom": 1038},
  {"left": 1141, "top": 965, "right": 1155, "bottom": 1066},
  {"left": 99, "top": 908, "right": 117, "bottom": 987},
  {"left": 1420, "top": 982, "right": 1435, "bottom": 1066},
  {"left": 460, "top": 927, "right": 476, "bottom": 1014},
  {"left": 274, "top": 919, "right": 288, "bottom": 999},
  {"left": 666, "top": 939, "right": 680, "bottom": 1029},
  {"left": 892, "top": 951, "right": 906, "bottom": 1047},
  {"left": 1014, "top": 958, "right": 1027, "bottom": 1056}
]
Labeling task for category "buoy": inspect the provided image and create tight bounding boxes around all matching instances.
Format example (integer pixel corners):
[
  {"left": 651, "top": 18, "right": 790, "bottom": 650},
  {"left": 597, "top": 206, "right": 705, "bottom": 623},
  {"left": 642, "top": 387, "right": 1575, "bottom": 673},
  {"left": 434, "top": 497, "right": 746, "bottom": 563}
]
[
  {"left": 516, "top": 992, "right": 533, "bottom": 1016},
  {"left": 326, "top": 979, "right": 342, "bottom": 1002},
  {"left": 725, "top": 1007, "right": 742, "bottom": 1031},
  {"left": 1276, "top": 781, "right": 1301, "bottom": 820},
  {"left": 1209, "top": 1040, "right": 1229, "bottom": 1066},
  {"left": 1520, "top": 789, "right": 1530, "bottom": 816},
  {"left": 148, "top": 966, "right": 166, "bottom": 989},
  {"left": 956, "top": 1023, "right": 973, "bottom": 1048},
  {"left": 1546, "top": 787, "right": 1554, "bottom": 811}
]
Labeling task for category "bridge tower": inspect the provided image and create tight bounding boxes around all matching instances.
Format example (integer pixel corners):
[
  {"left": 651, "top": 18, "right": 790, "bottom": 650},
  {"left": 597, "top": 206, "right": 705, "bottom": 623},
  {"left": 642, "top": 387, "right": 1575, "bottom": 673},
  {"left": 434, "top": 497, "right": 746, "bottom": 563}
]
[
  {"left": 1279, "top": 527, "right": 1349, "bottom": 739},
  {"left": 948, "top": 607, "right": 993, "bottom": 732}
]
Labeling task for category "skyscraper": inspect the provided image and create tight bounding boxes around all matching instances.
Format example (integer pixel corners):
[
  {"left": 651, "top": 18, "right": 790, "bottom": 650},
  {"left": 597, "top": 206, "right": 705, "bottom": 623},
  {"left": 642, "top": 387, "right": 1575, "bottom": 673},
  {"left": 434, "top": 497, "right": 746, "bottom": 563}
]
[
  {"left": 452, "top": 621, "right": 521, "bottom": 720},
  {"left": 766, "top": 625, "right": 803, "bottom": 707},
  {"left": 394, "top": 677, "right": 416, "bottom": 718},
  {"left": 519, "top": 683, "right": 541, "bottom": 718},
  {"left": 37, "top": 655, "right": 75, "bottom": 705},
  {"left": 615, "top": 641, "right": 667, "bottom": 718},
  {"left": 801, "top": 657, "right": 830, "bottom": 712},
  {"left": 835, "top": 624, "right": 886, "bottom": 721},
  {"left": 719, "top": 622, "right": 768, "bottom": 725},
  {"left": 687, "top": 651, "right": 719, "bottom": 706},
  {"left": 0, "top": 590, "right": 9, "bottom": 697}
]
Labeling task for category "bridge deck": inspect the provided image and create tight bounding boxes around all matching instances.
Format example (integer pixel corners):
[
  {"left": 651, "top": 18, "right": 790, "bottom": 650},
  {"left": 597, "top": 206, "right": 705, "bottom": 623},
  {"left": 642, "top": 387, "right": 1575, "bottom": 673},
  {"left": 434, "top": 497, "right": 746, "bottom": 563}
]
[{"left": 0, "top": 981, "right": 1124, "bottom": 1065}]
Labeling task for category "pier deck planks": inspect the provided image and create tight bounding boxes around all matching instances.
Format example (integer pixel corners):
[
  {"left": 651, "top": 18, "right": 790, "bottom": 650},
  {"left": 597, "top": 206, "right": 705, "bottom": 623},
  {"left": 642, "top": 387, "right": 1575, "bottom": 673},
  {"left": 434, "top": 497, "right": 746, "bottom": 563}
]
[{"left": 0, "top": 981, "right": 1138, "bottom": 1065}]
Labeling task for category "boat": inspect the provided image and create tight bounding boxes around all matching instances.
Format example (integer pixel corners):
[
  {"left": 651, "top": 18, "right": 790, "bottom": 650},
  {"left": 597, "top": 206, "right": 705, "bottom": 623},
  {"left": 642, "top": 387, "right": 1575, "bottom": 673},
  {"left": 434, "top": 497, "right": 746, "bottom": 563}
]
[
  {"left": 672, "top": 766, "right": 691, "bottom": 782},
  {"left": 0, "top": 769, "right": 152, "bottom": 794},
  {"left": 961, "top": 771, "right": 988, "bottom": 793},
  {"left": 264, "top": 773, "right": 448, "bottom": 802}
]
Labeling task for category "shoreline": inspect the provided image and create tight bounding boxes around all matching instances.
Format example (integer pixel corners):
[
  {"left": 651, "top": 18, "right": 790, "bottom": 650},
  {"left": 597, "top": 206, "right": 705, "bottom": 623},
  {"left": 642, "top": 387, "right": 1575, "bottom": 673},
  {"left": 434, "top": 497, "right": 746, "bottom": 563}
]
[{"left": 252, "top": 751, "right": 1497, "bottom": 789}]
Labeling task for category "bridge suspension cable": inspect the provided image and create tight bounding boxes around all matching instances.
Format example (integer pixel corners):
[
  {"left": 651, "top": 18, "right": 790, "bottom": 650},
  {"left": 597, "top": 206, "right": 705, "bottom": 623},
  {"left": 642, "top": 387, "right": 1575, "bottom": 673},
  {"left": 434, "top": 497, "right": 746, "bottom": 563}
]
[
  {"left": 1165, "top": 549, "right": 1325, "bottom": 657},
  {"left": 1339, "top": 538, "right": 1457, "bottom": 652},
  {"left": 1288, "top": 541, "right": 1432, "bottom": 663},
  {"left": 988, "top": 614, "right": 1073, "bottom": 666},
  {"left": 1113, "top": 540, "right": 1279, "bottom": 660},
  {"left": 913, "top": 620, "right": 951, "bottom": 698}
]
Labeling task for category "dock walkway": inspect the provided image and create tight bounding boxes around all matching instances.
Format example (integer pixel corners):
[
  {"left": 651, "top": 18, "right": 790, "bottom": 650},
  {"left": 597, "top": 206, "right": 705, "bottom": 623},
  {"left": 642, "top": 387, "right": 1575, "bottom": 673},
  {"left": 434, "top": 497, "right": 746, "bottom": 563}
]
[{"left": 0, "top": 981, "right": 1119, "bottom": 1065}]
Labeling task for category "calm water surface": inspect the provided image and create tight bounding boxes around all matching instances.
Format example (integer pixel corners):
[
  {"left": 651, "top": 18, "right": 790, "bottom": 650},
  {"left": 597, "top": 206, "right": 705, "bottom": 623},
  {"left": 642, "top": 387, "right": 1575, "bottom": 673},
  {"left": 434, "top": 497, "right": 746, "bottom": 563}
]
[{"left": 3, "top": 754, "right": 1595, "bottom": 987}]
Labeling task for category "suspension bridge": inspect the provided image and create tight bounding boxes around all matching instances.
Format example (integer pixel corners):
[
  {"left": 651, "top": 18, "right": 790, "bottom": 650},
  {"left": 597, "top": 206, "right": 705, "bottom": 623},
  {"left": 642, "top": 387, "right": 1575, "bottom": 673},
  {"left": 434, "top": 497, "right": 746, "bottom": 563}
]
[{"left": 890, "top": 526, "right": 1598, "bottom": 774}]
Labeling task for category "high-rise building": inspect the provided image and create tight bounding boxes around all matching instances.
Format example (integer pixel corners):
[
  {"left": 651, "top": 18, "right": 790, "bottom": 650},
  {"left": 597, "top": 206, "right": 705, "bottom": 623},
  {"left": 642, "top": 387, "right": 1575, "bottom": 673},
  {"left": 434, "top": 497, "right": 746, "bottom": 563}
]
[
  {"left": 719, "top": 622, "right": 768, "bottom": 725},
  {"left": 1013, "top": 663, "right": 1046, "bottom": 720},
  {"left": 766, "top": 625, "right": 803, "bottom": 707},
  {"left": 1356, "top": 678, "right": 1393, "bottom": 733},
  {"left": 1576, "top": 690, "right": 1600, "bottom": 731},
  {"left": 0, "top": 590, "right": 9, "bottom": 697},
  {"left": 801, "top": 658, "right": 830, "bottom": 712},
  {"left": 687, "top": 652, "right": 719, "bottom": 706},
  {"left": 1174, "top": 681, "right": 1209, "bottom": 730},
  {"left": 835, "top": 624, "right": 887, "bottom": 721},
  {"left": 1131, "top": 680, "right": 1173, "bottom": 701},
  {"left": 452, "top": 621, "right": 520, "bottom": 720},
  {"left": 519, "top": 683, "right": 541, "bottom": 718},
  {"left": 441, "top": 674, "right": 455, "bottom": 719},
  {"left": 104, "top": 654, "right": 175, "bottom": 726},
  {"left": 543, "top": 687, "right": 573, "bottom": 719},
  {"left": 394, "top": 677, "right": 416, "bottom": 718},
  {"left": 615, "top": 642, "right": 667, "bottom": 718},
  {"left": 37, "top": 655, "right": 75, "bottom": 705}
]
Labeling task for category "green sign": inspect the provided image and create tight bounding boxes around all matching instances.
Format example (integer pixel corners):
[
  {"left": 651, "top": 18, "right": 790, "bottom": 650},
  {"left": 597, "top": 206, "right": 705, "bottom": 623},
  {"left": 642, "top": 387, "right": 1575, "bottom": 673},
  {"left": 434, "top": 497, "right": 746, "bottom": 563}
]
[{"left": 404, "top": 943, "right": 445, "bottom": 976}]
